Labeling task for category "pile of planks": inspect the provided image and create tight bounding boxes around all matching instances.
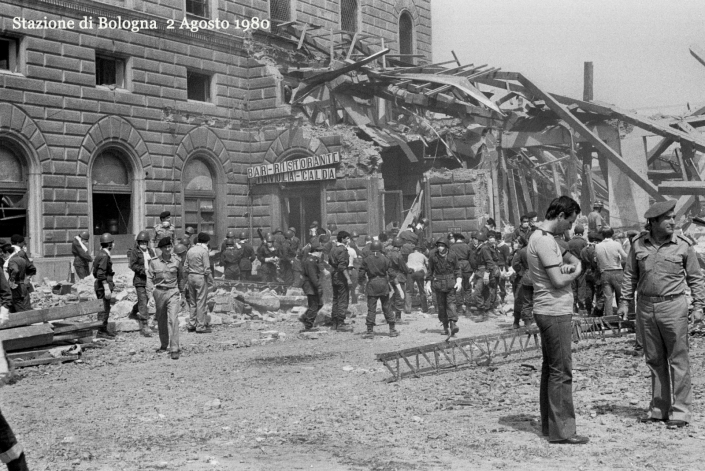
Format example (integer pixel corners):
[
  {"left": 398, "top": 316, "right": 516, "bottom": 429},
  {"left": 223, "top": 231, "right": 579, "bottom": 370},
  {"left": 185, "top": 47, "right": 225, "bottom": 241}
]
[{"left": 0, "top": 300, "right": 105, "bottom": 368}]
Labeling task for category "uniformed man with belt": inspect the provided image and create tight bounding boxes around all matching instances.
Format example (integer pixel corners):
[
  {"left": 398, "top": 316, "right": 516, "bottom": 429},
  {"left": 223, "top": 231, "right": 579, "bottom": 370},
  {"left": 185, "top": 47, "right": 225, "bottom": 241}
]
[
  {"left": 425, "top": 237, "right": 463, "bottom": 337},
  {"left": 153, "top": 211, "right": 175, "bottom": 256},
  {"left": 71, "top": 231, "right": 93, "bottom": 279},
  {"left": 358, "top": 240, "right": 400, "bottom": 338},
  {"left": 93, "top": 233, "right": 116, "bottom": 338},
  {"left": 618, "top": 200, "right": 705, "bottom": 428},
  {"left": 329, "top": 231, "right": 353, "bottom": 332},
  {"left": 387, "top": 237, "right": 411, "bottom": 323},
  {"left": 184, "top": 232, "right": 214, "bottom": 334},
  {"left": 299, "top": 240, "right": 324, "bottom": 333},
  {"left": 150, "top": 237, "right": 182, "bottom": 360}
]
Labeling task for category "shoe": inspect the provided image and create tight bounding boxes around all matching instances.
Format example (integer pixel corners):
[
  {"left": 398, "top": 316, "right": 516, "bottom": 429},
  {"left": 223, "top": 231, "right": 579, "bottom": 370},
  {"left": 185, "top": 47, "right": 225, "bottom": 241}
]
[
  {"left": 299, "top": 327, "right": 320, "bottom": 333},
  {"left": 512, "top": 323, "right": 520, "bottom": 329},
  {"left": 330, "top": 321, "right": 339, "bottom": 331},
  {"left": 442, "top": 328, "right": 450, "bottom": 336},
  {"left": 389, "top": 325, "right": 400, "bottom": 337},
  {"left": 362, "top": 328, "right": 374, "bottom": 339},
  {"left": 170, "top": 351, "right": 180, "bottom": 360},
  {"left": 666, "top": 420, "right": 688, "bottom": 428},
  {"left": 97, "top": 328, "right": 115, "bottom": 339},
  {"left": 336, "top": 322, "right": 353, "bottom": 333},
  {"left": 552, "top": 435, "right": 589, "bottom": 445},
  {"left": 155, "top": 347, "right": 168, "bottom": 353},
  {"left": 140, "top": 322, "right": 152, "bottom": 338},
  {"left": 450, "top": 321, "right": 459, "bottom": 335},
  {"left": 639, "top": 417, "right": 664, "bottom": 423},
  {"left": 196, "top": 327, "right": 212, "bottom": 334},
  {"left": 187, "top": 326, "right": 196, "bottom": 332}
]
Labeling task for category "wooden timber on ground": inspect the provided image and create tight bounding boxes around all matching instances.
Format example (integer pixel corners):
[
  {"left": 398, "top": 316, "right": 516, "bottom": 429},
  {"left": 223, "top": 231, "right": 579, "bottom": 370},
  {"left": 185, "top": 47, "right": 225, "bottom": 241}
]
[
  {"left": 0, "top": 300, "right": 104, "bottom": 330},
  {"left": 376, "top": 315, "right": 635, "bottom": 382}
]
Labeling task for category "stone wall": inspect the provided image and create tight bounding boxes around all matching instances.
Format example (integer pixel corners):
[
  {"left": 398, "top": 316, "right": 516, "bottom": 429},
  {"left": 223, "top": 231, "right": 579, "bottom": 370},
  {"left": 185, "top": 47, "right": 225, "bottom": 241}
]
[{"left": 425, "top": 170, "right": 492, "bottom": 240}]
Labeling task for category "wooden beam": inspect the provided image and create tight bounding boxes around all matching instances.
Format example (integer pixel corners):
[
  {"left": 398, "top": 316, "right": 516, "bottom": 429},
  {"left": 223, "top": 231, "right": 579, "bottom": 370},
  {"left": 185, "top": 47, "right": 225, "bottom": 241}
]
[
  {"left": 583, "top": 62, "right": 594, "bottom": 101},
  {"left": 646, "top": 137, "right": 673, "bottom": 165},
  {"left": 690, "top": 44, "right": 705, "bottom": 68},
  {"left": 518, "top": 170, "right": 534, "bottom": 213},
  {"left": 0, "top": 324, "right": 54, "bottom": 352},
  {"left": 579, "top": 144, "right": 595, "bottom": 211},
  {"left": 1, "top": 300, "right": 104, "bottom": 330},
  {"left": 658, "top": 181, "right": 705, "bottom": 196},
  {"left": 647, "top": 170, "right": 682, "bottom": 180},
  {"left": 516, "top": 74, "right": 665, "bottom": 202}
]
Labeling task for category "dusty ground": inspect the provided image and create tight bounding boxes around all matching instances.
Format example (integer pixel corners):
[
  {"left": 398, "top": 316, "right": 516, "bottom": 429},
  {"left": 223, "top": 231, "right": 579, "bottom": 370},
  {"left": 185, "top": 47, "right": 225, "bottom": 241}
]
[{"left": 5, "top": 295, "right": 705, "bottom": 471}]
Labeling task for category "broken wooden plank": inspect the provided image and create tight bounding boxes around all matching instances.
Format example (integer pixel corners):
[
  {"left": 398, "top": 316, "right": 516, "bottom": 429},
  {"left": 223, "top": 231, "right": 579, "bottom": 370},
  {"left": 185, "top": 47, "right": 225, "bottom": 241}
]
[
  {"left": 0, "top": 324, "right": 54, "bottom": 352},
  {"left": 10, "top": 355, "right": 80, "bottom": 369},
  {"left": 1, "top": 300, "right": 104, "bottom": 330},
  {"left": 517, "top": 74, "right": 665, "bottom": 202},
  {"left": 647, "top": 170, "right": 682, "bottom": 181},
  {"left": 52, "top": 321, "right": 104, "bottom": 335}
]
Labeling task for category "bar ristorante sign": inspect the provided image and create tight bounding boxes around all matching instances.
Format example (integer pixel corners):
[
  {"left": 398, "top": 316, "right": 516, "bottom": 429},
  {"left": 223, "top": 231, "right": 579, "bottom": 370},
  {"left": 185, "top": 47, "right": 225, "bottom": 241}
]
[{"left": 247, "top": 152, "right": 340, "bottom": 184}]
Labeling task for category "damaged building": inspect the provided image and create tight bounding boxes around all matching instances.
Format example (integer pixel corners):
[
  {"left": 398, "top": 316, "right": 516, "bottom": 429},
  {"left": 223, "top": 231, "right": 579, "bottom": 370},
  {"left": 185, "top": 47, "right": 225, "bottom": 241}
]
[{"left": 3, "top": 0, "right": 705, "bottom": 279}]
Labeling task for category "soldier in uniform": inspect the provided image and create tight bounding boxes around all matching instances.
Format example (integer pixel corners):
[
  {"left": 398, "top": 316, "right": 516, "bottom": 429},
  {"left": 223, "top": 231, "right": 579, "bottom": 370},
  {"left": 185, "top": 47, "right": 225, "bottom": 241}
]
[
  {"left": 329, "top": 231, "right": 353, "bottom": 332},
  {"left": 237, "top": 232, "right": 255, "bottom": 281},
  {"left": 587, "top": 201, "right": 605, "bottom": 234},
  {"left": 71, "top": 231, "right": 92, "bottom": 279},
  {"left": 425, "top": 237, "right": 463, "bottom": 337},
  {"left": 256, "top": 234, "right": 281, "bottom": 283},
  {"left": 299, "top": 240, "right": 324, "bottom": 333},
  {"left": 185, "top": 232, "right": 214, "bottom": 334},
  {"left": 174, "top": 243, "right": 192, "bottom": 316},
  {"left": 280, "top": 230, "right": 297, "bottom": 285},
  {"left": 449, "top": 234, "right": 472, "bottom": 313},
  {"left": 183, "top": 227, "right": 196, "bottom": 248},
  {"left": 220, "top": 230, "right": 237, "bottom": 254},
  {"left": 93, "top": 233, "right": 116, "bottom": 338},
  {"left": 358, "top": 241, "right": 401, "bottom": 339},
  {"left": 288, "top": 227, "right": 301, "bottom": 252},
  {"left": 153, "top": 211, "right": 175, "bottom": 256},
  {"left": 471, "top": 232, "right": 500, "bottom": 316},
  {"left": 386, "top": 237, "right": 411, "bottom": 323},
  {"left": 618, "top": 200, "right": 705, "bottom": 428},
  {"left": 582, "top": 231, "right": 604, "bottom": 316},
  {"left": 127, "top": 231, "right": 155, "bottom": 337},
  {"left": 150, "top": 237, "right": 182, "bottom": 360},
  {"left": 220, "top": 238, "right": 241, "bottom": 280},
  {"left": 358, "top": 240, "right": 400, "bottom": 338}
]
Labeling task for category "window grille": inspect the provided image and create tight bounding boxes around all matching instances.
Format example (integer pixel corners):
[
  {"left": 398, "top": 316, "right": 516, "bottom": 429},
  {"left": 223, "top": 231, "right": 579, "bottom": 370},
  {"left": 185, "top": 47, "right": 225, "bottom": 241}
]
[
  {"left": 270, "top": 0, "right": 291, "bottom": 24},
  {"left": 340, "top": 0, "right": 358, "bottom": 32}
]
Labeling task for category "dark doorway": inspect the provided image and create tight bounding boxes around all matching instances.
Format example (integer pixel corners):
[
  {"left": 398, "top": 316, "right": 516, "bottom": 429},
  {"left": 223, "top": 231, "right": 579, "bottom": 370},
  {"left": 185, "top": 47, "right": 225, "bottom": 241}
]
[{"left": 282, "top": 186, "right": 321, "bottom": 242}]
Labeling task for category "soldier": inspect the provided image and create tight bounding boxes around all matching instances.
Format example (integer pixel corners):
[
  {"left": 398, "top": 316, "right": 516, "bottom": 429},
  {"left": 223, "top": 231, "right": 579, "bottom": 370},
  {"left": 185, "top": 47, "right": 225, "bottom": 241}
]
[
  {"left": 153, "top": 211, "right": 175, "bottom": 255},
  {"left": 479, "top": 218, "right": 496, "bottom": 241},
  {"left": 183, "top": 227, "right": 196, "bottom": 248},
  {"left": 496, "top": 234, "right": 511, "bottom": 304},
  {"left": 280, "top": 230, "right": 297, "bottom": 285},
  {"left": 185, "top": 232, "right": 214, "bottom": 334},
  {"left": 8, "top": 235, "right": 36, "bottom": 295},
  {"left": 71, "top": 231, "right": 92, "bottom": 279},
  {"left": 329, "top": 231, "right": 353, "bottom": 332},
  {"left": 220, "top": 230, "right": 237, "bottom": 254},
  {"left": 358, "top": 240, "right": 400, "bottom": 338},
  {"left": 256, "top": 234, "right": 281, "bottom": 283},
  {"left": 150, "top": 237, "right": 182, "bottom": 360},
  {"left": 387, "top": 237, "right": 411, "bottom": 323},
  {"left": 288, "top": 227, "right": 301, "bottom": 252},
  {"left": 173, "top": 243, "right": 192, "bottom": 316},
  {"left": 272, "top": 228, "right": 286, "bottom": 248},
  {"left": 93, "top": 233, "right": 116, "bottom": 339},
  {"left": 3, "top": 243, "right": 31, "bottom": 313},
  {"left": 309, "top": 220, "right": 323, "bottom": 238},
  {"left": 127, "top": 231, "right": 155, "bottom": 337},
  {"left": 299, "top": 240, "right": 324, "bottom": 333},
  {"left": 587, "top": 201, "right": 605, "bottom": 234},
  {"left": 449, "top": 234, "right": 472, "bottom": 313},
  {"left": 511, "top": 236, "right": 533, "bottom": 328},
  {"left": 582, "top": 231, "right": 604, "bottom": 316},
  {"left": 425, "top": 237, "right": 462, "bottom": 337},
  {"left": 472, "top": 232, "right": 500, "bottom": 316},
  {"left": 237, "top": 232, "right": 255, "bottom": 281},
  {"left": 618, "top": 200, "right": 705, "bottom": 428},
  {"left": 347, "top": 232, "right": 361, "bottom": 305},
  {"left": 513, "top": 215, "right": 532, "bottom": 242},
  {"left": 220, "top": 238, "right": 241, "bottom": 280}
]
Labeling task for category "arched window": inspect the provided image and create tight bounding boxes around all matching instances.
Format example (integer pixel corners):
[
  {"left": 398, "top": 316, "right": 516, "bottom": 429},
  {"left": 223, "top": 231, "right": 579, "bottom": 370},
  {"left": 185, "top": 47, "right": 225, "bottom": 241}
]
[
  {"left": 341, "top": 0, "right": 358, "bottom": 33},
  {"left": 183, "top": 157, "right": 216, "bottom": 236},
  {"left": 0, "top": 144, "right": 28, "bottom": 242},
  {"left": 399, "top": 11, "right": 414, "bottom": 63},
  {"left": 91, "top": 149, "right": 133, "bottom": 238}
]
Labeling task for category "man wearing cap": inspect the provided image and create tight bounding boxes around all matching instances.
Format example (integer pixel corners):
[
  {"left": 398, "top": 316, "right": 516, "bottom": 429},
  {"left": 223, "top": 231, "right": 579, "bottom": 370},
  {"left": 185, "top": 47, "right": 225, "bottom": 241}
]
[
  {"left": 425, "top": 237, "right": 462, "bottom": 337},
  {"left": 237, "top": 232, "right": 256, "bottom": 281},
  {"left": 618, "top": 200, "right": 705, "bottom": 428},
  {"left": 299, "top": 240, "right": 324, "bottom": 333},
  {"left": 568, "top": 225, "right": 588, "bottom": 313},
  {"left": 72, "top": 231, "right": 93, "bottom": 280},
  {"left": 154, "top": 211, "right": 175, "bottom": 256},
  {"left": 359, "top": 240, "right": 400, "bottom": 338},
  {"left": 93, "top": 233, "right": 116, "bottom": 338},
  {"left": 587, "top": 202, "right": 605, "bottom": 235},
  {"left": 220, "top": 238, "right": 241, "bottom": 281},
  {"left": 150, "top": 237, "right": 182, "bottom": 360},
  {"left": 184, "top": 232, "right": 214, "bottom": 334}
]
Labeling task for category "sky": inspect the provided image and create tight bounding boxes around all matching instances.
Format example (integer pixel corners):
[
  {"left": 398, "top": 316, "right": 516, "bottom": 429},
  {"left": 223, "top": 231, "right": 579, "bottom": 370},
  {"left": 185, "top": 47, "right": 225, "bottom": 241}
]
[{"left": 431, "top": 0, "right": 705, "bottom": 116}]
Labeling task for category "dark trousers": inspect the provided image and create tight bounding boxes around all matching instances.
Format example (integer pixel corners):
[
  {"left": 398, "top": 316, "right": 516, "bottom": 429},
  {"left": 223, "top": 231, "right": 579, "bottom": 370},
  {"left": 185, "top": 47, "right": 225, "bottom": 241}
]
[
  {"left": 130, "top": 286, "right": 150, "bottom": 321},
  {"left": 586, "top": 274, "right": 604, "bottom": 316},
  {"left": 280, "top": 261, "right": 294, "bottom": 285},
  {"left": 535, "top": 314, "right": 576, "bottom": 441},
  {"left": 462, "top": 272, "right": 474, "bottom": 306},
  {"left": 406, "top": 271, "right": 428, "bottom": 313},
  {"left": 498, "top": 267, "right": 507, "bottom": 302},
  {"left": 350, "top": 268, "right": 359, "bottom": 304},
  {"left": 435, "top": 289, "right": 458, "bottom": 326},
  {"left": 366, "top": 294, "right": 393, "bottom": 326},
  {"left": 601, "top": 270, "right": 623, "bottom": 317},
  {"left": 331, "top": 274, "right": 349, "bottom": 322},
  {"left": 513, "top": 283, "right": 534, "bottom": 325},
  {"left": 572, "top": 272, "right": 587, "bottom": 312},
  {"left": 9, "top": 284, "right": 30, "bottom": 313},
  {"left": 390, "top": 281, "right": 405, "bottom": 315},
  {"left": 154, "top": 287, "right": 180, "bottom": 353},
  {"left": 94, "top": 280, "right": 114, "bottom": 325},
  {"left": 0, "top": 410, "right": 27, "bottom": 471},
  {"left": 74, "top": 263, "right": 90, "bottom": 280},
  {"left": 302, "top": 294, "right": 322, "bottom": 329},
  {"left": 471, "top": 271, "right": 498, "bottom": 310}
]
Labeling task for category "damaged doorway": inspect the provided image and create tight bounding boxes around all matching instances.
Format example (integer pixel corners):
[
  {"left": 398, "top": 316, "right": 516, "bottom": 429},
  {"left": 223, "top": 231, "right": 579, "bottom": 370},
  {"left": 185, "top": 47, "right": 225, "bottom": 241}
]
[{"left": 282, "top": 185, "right": 321, "bottom": 242}]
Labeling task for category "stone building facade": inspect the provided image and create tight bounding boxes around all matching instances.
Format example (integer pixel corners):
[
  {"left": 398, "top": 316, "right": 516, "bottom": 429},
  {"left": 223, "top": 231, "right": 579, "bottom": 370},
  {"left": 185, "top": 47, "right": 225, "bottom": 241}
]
[{"left": 0, "top": 0, "right": 433, "bottom": 277}]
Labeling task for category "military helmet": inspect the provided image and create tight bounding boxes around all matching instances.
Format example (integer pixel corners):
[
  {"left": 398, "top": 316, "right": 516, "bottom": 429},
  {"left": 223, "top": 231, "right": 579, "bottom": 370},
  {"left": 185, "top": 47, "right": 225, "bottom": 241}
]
[
  {"left": 136, "top": 231, "right": 150, "bottom": 243},
  {"left": 174, "top": 243, "right": 188, "bottom": 255},
  {"left": 100, "top": 233, "right": 115, "bottom": 244},
  {"left": 392, "top": 237, "right": 404, "bottom": 247},
  {"left": 370, "top": 240, "right": 383, "bottom": 252},
  {"left": 351, "top": 231, "right": 359, "bottom": 238},
  {"left": 319, "top": 234, "right": 330, "bottom": 243},
  {"left": 79, "top": 231, "right": 90, "bottom": 241},
  {"left": 420, "top": 217, "right": 430, "bottom": 226},
  {"left": 185, "top": 227, "right": 196, "bottom": 235},
  {"left": 226, "top": 230, "right": 236, "bottom": 239},
  {"left": 435, "top": 236, "right": 449, "bottom": 248},
  {"left": 265, "top": 234, "right": 275, "bottom": 243},
  {"left": 180, "top": 236, "right": 191, "bottom": 246},
  {"left": 238, "top": 231, "right": 247, "bottom": 240},
  {"left": 225, "top": 237, "right": 236, "bottom": 247},
  {"left": 285, "top": 230, "right": 294, "bottom": 239},
  {"left": 364, "top": 235, "right": 372, "bottom": 243}
]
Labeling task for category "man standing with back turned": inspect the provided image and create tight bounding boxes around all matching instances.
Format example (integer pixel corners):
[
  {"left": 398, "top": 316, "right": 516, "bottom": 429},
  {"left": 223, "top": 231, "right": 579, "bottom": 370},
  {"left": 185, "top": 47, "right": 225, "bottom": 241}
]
[
  {"left": 527, "top": 196, "right": 587, "bottom": 444},
  {"left": 618, "top": 200, "right": 705, "bottom": 428}
]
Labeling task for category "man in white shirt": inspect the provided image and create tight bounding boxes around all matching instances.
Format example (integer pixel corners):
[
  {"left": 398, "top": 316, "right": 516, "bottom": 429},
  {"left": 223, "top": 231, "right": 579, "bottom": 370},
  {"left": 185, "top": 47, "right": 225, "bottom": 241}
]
[
  {"left": 406, "top": 246, "right": 429, "bottom": 313},
  {"left": 594, "top": 226, "right": 627, "bottom": 317}
]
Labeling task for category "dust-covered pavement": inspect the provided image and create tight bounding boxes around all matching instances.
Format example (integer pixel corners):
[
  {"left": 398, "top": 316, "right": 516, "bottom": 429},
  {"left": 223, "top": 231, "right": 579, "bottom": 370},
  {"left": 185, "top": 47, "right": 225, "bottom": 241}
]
[{"left": 5, "top": 303, "right": 705, "bottom": 471}]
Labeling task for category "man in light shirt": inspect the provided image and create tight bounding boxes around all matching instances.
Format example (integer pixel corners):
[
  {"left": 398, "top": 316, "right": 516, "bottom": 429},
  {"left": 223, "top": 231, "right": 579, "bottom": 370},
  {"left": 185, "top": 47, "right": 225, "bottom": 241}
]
[
  {"left": 406, "top": 246, "right": 429, "bottom": 313},
  {"left": 595, "top": 226, "right": 627, "bottom": 317}
]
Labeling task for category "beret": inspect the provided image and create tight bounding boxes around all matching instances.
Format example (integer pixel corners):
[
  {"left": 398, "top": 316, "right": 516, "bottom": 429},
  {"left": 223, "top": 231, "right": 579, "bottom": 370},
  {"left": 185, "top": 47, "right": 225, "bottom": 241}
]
[
  {"left": 1, "top": 243, "right": 12, "bottom": 252},
  {"left": 157, "top": 237, "right": 173, "bottom": 248},
  {"left": 10, "top": 234, "right": 24, "bottom": 244},
  {"left": 574, "top": 224, "right": 584, "bottom": 234},
  {"left": 160, "top": 211, "right": 171, "bottom": 219},
  {"left": 197, "top": 232, "right": 211, "bottom": 243},
  {"left": 644, "top": 200, "right": 676, "bottom": 219}
]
